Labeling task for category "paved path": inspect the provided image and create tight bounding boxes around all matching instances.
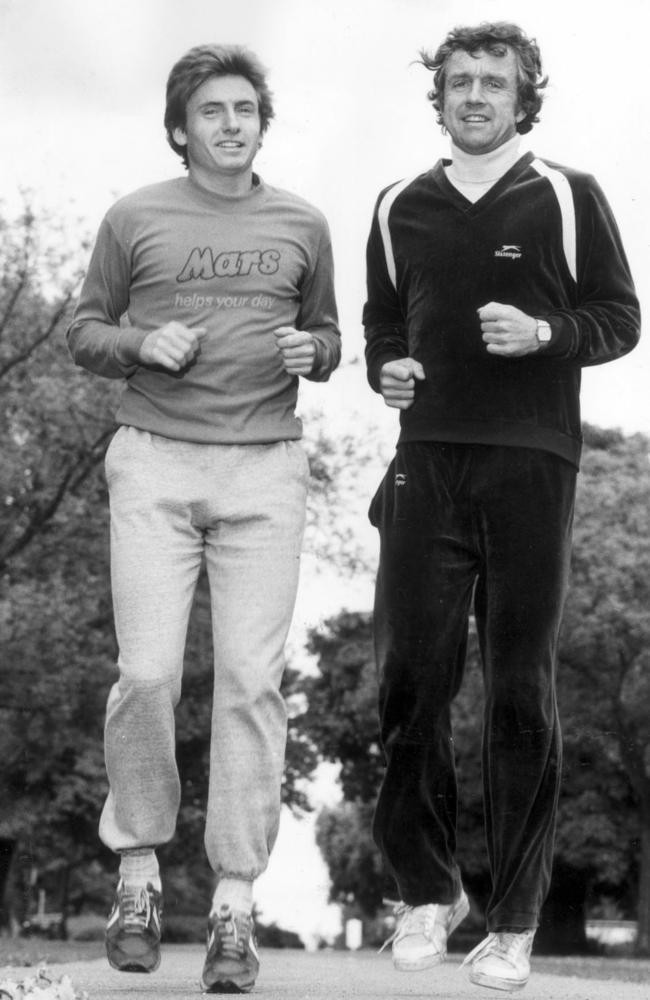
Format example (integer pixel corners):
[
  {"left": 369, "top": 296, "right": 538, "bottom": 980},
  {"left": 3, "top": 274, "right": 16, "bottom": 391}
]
[{"left": 3, "top": 947, "right": 649, "bottom": 999}]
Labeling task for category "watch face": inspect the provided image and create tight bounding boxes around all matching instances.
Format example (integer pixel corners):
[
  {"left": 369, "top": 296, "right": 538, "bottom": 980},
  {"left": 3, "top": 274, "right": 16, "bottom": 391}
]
[{"left": 537, "top": 322, "right": 552, "bottom": 343}]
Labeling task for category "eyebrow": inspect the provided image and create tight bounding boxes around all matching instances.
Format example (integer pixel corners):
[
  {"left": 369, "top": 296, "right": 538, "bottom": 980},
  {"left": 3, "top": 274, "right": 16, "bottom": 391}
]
[
  {"left": 197, "top": 99, "right": 257, "bottom": 110},
  {"left": 448, "top": 71, "right": 510, "bottom": 84}
]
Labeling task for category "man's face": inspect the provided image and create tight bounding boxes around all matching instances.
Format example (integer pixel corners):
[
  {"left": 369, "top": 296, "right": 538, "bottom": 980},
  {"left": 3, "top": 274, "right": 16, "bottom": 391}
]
[
  {"left": 441, "top": 47, "right": 525, "bottom": 155},
  {"left": 173, "top": 74, "right": 262, "bottom": 181}
]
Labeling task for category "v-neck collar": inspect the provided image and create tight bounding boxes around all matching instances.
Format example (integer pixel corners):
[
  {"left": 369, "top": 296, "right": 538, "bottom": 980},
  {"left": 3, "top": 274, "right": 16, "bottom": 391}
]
[{"left": 430, "top": 151, "right": 536, "bottom": 214}]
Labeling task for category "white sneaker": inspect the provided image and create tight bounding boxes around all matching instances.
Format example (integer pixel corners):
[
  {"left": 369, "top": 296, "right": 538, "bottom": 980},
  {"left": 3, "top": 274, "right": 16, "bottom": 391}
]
[
  {"left": 383, "top": 890, "right": 470, "bottom": 971},
  {"left": 462, "top": 929, "right": 535, "bottom": 991}
]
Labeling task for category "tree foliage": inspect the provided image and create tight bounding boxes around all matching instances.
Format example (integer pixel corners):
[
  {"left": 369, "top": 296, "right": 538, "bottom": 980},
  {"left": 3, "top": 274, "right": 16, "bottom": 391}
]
[
  {"left": 316, "top": 801, "right": 387, "bottom": 917},
  {"left": 558, "top": 425, "right": 650, "bottom": 952},
  {"left": 0, "top": 199, "right": 118, "bottom": 921},
  {"left": 303, "top": 612, "right": 382, "bottom": 803},
  {"left": 0, "top": 199, "right": 117, "bottom": 574}
]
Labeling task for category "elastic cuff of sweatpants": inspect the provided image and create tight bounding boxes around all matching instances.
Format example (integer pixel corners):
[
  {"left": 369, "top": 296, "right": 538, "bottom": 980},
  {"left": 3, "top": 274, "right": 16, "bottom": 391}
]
[{"left": 213, "top": 869, "right": 257, "bottom": 883}]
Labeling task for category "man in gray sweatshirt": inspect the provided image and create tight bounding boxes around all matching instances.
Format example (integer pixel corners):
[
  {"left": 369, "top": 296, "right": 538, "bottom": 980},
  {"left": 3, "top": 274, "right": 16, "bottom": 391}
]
[{"left": 68, "top": 44, "right": 340, "bottom": 994}]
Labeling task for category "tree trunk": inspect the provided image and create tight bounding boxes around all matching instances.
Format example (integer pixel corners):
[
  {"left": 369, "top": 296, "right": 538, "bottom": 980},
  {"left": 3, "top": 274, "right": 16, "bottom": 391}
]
[
  {"left": 0, "top": 839, "right": 17, "bottom": 933},
  {"left": 57, "top": 863, "right": 70, "bottom": 941},
  {"left": 635, "top": 800, "right": 650, "bottom": 956}
]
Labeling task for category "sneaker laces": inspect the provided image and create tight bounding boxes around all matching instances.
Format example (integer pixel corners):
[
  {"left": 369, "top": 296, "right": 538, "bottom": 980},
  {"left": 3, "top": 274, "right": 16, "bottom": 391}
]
[
  {"left": 461, "top": 930, "right": 533, "bottom": 970},
  {"left": 378, "top": 902, "right": 440, "bottom": 954},
  {"left": 212, "top": 908, "right": 251, "bottom": 960},
  {"left": 121, "top": 885, "right": 152, "bottom": 930}
]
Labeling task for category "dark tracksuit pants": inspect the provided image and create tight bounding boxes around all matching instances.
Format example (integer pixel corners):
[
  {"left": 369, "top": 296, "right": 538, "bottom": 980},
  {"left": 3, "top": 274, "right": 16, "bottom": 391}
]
[{"left": 369, "top": 442, "right": 576, "bottom": 931}]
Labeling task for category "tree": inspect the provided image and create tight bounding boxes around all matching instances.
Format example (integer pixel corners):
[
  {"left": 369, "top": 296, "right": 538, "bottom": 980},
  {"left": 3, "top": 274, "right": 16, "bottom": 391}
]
[
  {"left": 316, "top": 801, "right": 387, "bottom": 917},
  {"left": 302, "top": 612, "right": 382, "bottom": 803},
  {"left": 0, "top": 199, "right": 118, "bottom": 927},
  {"left": 297, "top": 426, "right": 650, "bottom": 953},
  {"left": 558, "top": 425, "right": 650, "bottom": 954},
  {"left": 0, "top": 199, "right": 117, "bottom": 574}
]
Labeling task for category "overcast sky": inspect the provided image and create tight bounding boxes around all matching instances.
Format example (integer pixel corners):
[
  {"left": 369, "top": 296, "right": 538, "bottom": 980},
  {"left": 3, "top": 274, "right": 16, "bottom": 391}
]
[
  {"left": 1, "top": 0, "right": 648, "bottom": 940},
  {"left": 1, "top": 0, "right": 648, "bottom": 436}
]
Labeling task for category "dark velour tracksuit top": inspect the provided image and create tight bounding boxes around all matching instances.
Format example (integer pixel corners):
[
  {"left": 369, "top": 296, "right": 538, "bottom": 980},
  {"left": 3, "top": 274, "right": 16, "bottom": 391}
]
[{"left": 363, "top": 151, "right": 641, "bottom": 467}]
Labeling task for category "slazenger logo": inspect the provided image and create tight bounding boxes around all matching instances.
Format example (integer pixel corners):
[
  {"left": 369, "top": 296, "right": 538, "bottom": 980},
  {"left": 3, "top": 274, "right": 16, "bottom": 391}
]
[
  {"left": 395, "top": 473, "right": 407, "bottom": 487},
  {"left": 177, "top": 247, "right": 281, "bottom": 282},
  {"left": 494, "top": 244, "right": 522, "bottom": 260}
]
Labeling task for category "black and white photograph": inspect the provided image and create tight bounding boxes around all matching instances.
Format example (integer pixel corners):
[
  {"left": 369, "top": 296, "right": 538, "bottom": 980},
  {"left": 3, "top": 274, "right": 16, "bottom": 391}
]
[{"left": 0, "top": 1, "right": 648, "bottom": 997}]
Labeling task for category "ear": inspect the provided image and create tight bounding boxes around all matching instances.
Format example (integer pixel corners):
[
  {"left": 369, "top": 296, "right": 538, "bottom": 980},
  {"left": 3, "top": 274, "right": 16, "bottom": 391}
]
[
  {"left": 515, "top": 106, "right": 526, "bottom": 124},
  {"left": 172, "top": 126, "right": 188, "bottom": 147}
]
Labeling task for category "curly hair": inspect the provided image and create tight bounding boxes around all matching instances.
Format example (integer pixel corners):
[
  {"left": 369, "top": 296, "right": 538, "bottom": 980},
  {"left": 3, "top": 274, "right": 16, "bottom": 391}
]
[
  {"left": 420, "top": 22, "right": 548, "bottom": 135},
  {"left": 164, "top": 44, "right": 275, "bottom": 166}
]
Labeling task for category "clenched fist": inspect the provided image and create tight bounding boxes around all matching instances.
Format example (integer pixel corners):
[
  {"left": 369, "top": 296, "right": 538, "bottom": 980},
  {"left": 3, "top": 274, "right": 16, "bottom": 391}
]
[
  {"left": 139, "top": 321, "right": 207, "bottom": 371},
  {"left": 478, "top": 302, "right": 539, "bottom": 357},
  {"left": 379, "top": 358, "right": 426, "bottom": 409},
  {"left": 274, "top": 327, "right": 316, "bottom": 376}
]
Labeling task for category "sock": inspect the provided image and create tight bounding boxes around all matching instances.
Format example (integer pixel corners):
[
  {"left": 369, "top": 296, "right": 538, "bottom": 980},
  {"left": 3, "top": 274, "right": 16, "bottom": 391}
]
[
  {"left": 212, "top": 878, "right": 254, "bottom": 915},
  {"left": 119, "top": 849, "right": 161, "bottom": 891}
]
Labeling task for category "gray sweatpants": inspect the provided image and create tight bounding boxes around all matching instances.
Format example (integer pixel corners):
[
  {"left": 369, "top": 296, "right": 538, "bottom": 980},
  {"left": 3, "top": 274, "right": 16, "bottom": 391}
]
[{"left": 98, "top": 426, "right": 308, "bottom": 881}]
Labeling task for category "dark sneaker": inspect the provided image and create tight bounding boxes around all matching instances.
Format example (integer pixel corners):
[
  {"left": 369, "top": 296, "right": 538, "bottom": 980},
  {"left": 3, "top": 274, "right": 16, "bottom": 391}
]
[
  {"left": 201, "top": 904, "right": 259, "bottom": 994},
  {"left": 105, "top": 879, "right": 162, "bottom": 973}
]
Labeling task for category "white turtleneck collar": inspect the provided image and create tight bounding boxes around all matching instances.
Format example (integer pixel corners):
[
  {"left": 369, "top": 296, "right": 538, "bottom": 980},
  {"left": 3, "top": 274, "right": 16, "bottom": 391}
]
[{"left": 444, "top": 134, "right": 523, "bottom": 203}]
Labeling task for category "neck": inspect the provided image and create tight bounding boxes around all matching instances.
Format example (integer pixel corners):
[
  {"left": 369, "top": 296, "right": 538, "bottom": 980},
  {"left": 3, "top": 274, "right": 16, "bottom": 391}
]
[
  {"left": 448, "top": 134, "right": 522, "bottom": 182},
  {"left": 443, "top": 134, "right": 522, "bottom": 204},
  {"left": 187, "top": 164, "right": 255, "bottom": 197}
]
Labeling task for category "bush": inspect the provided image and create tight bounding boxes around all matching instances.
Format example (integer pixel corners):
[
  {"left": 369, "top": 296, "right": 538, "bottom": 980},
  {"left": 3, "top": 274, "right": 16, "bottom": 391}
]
[
  {"left": 256, "top": 921, "right": 304, "bottom": 949},
  {"left": 162, "top": 914, "right": 205, "bottom": 943}
]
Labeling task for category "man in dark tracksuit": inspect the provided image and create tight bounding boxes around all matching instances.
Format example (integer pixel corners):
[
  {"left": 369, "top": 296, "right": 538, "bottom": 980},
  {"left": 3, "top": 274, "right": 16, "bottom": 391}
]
[{"left": 363, "top": 22, "right": 640, "bottom": 992}]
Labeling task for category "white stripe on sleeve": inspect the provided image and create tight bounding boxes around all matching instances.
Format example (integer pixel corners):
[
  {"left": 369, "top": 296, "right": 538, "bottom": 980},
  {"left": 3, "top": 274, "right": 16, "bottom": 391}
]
[
  {"left": 377, "top": 176, "right": 419, "bottom": 290},
  {"left": 531, "top": 158, "right": 577, "bottom": 282}
]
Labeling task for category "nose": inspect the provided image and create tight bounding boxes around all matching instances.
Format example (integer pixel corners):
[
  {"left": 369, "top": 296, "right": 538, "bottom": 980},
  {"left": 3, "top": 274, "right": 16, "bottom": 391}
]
[
  {"left": 466, "top": 78, "right": 485, "bottom": 104},
  {"left": 223, "top": 106, "right": 240, "bottom": 131}
]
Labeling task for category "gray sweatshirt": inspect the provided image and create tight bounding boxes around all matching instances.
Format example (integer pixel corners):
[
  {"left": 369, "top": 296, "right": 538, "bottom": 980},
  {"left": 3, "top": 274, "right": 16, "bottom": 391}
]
[{"left": 68, "top": 175, "right": 341, "bottom": 443}]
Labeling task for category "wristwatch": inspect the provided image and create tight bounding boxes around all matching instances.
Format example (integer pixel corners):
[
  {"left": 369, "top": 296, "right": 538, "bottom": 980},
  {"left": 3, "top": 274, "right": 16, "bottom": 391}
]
[{"left": 536, "top": 320, "right": 552, "bottom": 346}]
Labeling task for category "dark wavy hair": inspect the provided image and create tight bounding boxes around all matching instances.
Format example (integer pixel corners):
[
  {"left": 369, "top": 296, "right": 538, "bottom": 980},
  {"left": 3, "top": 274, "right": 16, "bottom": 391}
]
[
  {"left": 164, "top": 44, "right": 275, "bottom": 166},
  {"left": 420, "top": 22, "right": 548, "bottom": 135}
]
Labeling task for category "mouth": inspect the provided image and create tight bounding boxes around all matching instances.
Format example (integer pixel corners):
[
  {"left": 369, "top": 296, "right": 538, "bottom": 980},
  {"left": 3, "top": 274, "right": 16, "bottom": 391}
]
[
  {"left": 463, "top": 115, "right": 489, "bottom": 123},
  {"left": 216, "top": 141, "right": 244, "bottom": 149}
]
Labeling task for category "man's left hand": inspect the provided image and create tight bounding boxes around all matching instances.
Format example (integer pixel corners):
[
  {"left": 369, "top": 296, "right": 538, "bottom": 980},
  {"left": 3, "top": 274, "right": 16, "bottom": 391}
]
[
  {"left": 274, "top": 327, "right": 317, "bottom": 376},
  {"left": 478, "top": 302, "right": 540, "bottom": 357}
]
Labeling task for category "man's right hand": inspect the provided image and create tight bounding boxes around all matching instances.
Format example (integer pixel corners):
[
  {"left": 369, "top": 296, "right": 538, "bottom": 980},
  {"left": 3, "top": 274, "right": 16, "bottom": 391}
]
[
  {"left": 138, "top": 322, "right": 207, "bottom": 371},
  {"left": 379, "top": 358, "right": 425, "bottom": 409}
]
